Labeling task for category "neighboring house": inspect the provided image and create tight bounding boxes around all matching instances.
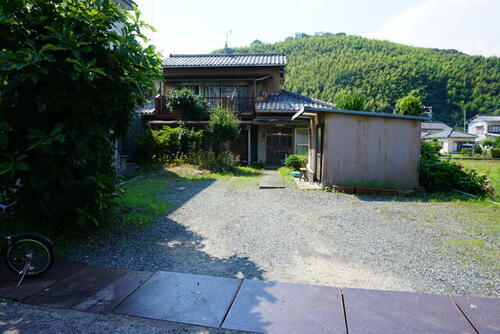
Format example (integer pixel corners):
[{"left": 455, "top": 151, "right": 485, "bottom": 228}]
[
  {"left": 420, "top": 121, "right": 451, "bottom": 138},
  {"left": 421, "top": 129, "right": 477, "bottom": 153},
  {"left": 293, "top": 108, "right": 426, "bottom": 189},
  {"left": 150, "top": 53, "right": 333, "bottom": 166},
  {"left": 467, "top": 114, "right": 500, "bottom": 141}
]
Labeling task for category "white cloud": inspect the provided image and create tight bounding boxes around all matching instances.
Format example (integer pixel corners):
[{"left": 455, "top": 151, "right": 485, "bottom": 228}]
[{"left": 365, "top": 0, "right": 500, "bottom": 57}]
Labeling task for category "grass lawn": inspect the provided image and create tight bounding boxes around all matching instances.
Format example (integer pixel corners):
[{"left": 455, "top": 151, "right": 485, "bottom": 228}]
[{"left": 447, "top": 159, "right": 500, "bottom": 201}]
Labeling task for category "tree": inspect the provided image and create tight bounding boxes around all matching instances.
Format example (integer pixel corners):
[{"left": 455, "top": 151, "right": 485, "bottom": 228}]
[
  {"left": 251, "top": 39, "right": 263, "bottom": 45},
  {"left": 395, "top": 91, "right": 424, "bottom": 116},
  {"left": 335, "top": 89, "right": 367, "bottom": 111},
  {"left": 0, "top": 0, "right": 161, "bottom": 228},
  {"left": 207, "top": 107, "right": 240, "bottom": 153},
  {"left": 167, "top": 88, "right": 208, "bottom": 121},
  {"left": 480, "top": 138, "right": 495, "bottom": 147}
]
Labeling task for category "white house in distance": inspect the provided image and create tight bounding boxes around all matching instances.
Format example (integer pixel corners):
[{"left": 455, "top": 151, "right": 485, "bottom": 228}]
[
  {"left": 421, "top": 129, "right": 477, "bottom": 154},
  {"left": 420, "top": 121, "right": 451, "bottom": 137},
  {"left": 467, "top": 114, "right": 500, "bottom": 141}
]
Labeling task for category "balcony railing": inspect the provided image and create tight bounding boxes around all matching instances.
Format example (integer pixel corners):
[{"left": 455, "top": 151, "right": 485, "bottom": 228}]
[{"left": 155, "top": 95, "right": 254, "bottom": 115}]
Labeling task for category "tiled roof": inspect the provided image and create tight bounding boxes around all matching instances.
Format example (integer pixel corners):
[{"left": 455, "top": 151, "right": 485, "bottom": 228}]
[
  {"left": 421, "top": 122, "right": 451, "bottom": 130},
  {"left": 421, "top": 129, "right": 476, "bottom": 139},
  {"left": 256, "top": 90, "right": 334, "bottom": 112},
  {"left": 470, "top": 114, "right": 500, "bottom": 122},
  {"left": 163, "top": 53, "right": 287, "bottom": 68}
]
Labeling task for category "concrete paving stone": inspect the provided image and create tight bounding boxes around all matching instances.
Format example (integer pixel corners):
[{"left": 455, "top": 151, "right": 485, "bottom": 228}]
[
  {"left": 343, "top": 288, "right": 477, "bottom": 334},
  {"left": 25, "top": 265, "right": 153, "bottom": 313},
  {"left": 222, "top": 279, "right": 347, "bottom": 334},
  {"left": 113, "top": 271, "right": 242, "bottom": 328},
  {"left": 0, "top": 260, "right": 86, "bottom": 301},
  {"left": 454, "top": 295, "right": 500, "bottom": 334}
]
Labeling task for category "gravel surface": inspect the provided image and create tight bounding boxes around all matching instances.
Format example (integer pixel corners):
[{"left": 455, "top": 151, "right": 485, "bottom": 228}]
[
  {"left": 0, "top": 301, "right": 254, "bottom": 334},
  {"left": 67, "top": 176, "right": 499, "bottom": 297}
]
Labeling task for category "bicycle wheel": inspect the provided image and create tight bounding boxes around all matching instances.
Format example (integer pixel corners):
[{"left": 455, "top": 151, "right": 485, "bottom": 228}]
[{"left": 5, "top": 233, "right": 54, "bottom": 276}]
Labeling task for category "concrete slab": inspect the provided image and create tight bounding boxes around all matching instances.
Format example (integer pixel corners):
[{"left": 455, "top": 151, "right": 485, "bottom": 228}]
[
  {"left": 343, "top": 288, "right": 476, "bottom": 334},
  {"left": 113, "top": 271, "right": 242, "bottom": 328},
  {"left": 25, "top": 265, "right": 153, "bottom": 313},
  {"left": 222, "top": 279, "right": 346, "bottom": 334},
  {"left": 454, "top": 295, "right": 500, "bottom": 334},
  {"left": 0, "top": 260, "right": 86, "bottom": 301},
  {"left": 259, "top": 170, "right": 285, "bottom": 189}
]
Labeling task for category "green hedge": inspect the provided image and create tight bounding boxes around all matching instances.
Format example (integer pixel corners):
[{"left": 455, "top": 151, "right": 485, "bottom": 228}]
[
  {"left": 135, "top": 126, "right": 203, "bottom": 164},
  {"left": 491, "top": 148, "right": 500, "bottom": 158}
]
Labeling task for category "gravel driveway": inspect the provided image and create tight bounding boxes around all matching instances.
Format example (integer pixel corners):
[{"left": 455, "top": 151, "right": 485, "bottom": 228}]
[{"left": 68, "top": 174, "right": 499, "bottom": 297}]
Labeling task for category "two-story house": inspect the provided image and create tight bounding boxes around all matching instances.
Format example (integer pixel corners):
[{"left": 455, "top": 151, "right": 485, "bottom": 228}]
[
  {"left": 149, "top": 53, "right": 333, "bottom": 166},
  {"left": 467, "top": 114, "right": 500, "bottom": 142}
]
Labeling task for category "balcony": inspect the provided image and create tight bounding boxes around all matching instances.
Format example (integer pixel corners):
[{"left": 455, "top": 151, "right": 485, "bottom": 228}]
[{"left": 155, "top": 95, "right": 254, "bottom": 116}]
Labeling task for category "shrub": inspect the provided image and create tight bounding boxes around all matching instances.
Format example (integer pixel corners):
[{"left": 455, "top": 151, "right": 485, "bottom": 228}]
[
  {"left": 284, "top": 154, "right": 307, "bottom": 171},
  {"left": 395, "top": 91, "right": 424, "bottom": 116},
  {"left": 189, "top": 151, "right": 240, "bottom": 173},
  {"left": 135, "top": 126, "right": 203, "bottom": 165},
  {"left": 0, "top": 0, "right": 161, "bottom": 228},
  {"left": 419, "top": 143, "right": 492, "bottom": 196},
  {"left": 421, "top": 141, "right": 441, "bottom": 162},
  {"left": 473, "top": 145, "right": 482, "bottom": 155},
  {"left": 207, "top": 107, "right": 240, "bottom": 153},
  {"left": 480, "top": 139, "right": 495, "bottom": 147},
  {"left": 167, "top": 88, "right": 209, "bottom": 121},
  {"left": 491, "top": 148, "right": 500, "bottom": 158},
  {"left": 250, "top": 160, "right": 265, "bottom": 169},
  {"left": 335, "top": 89, "right": 367, "bottom": 111},
  {"left": 460, "top": 148, "right": 472, "bottom": 156}
]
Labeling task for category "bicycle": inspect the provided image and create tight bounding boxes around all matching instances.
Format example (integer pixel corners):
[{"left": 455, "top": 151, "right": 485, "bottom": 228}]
[{"left": 1, "top": 201, "right": 54, "bottom": 286}]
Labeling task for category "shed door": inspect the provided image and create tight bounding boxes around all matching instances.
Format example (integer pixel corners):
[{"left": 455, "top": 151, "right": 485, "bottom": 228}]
[
  {"left": 266, "top": 127, "right": 293, "bottom": 166},
  {"left": 315, "top": 125, "right": 323, "bottom": 182}
]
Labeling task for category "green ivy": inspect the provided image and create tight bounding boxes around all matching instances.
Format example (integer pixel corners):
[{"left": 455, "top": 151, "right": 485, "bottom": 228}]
[{"left": 0, "top": 0, "right": 161, "bottom": 229}]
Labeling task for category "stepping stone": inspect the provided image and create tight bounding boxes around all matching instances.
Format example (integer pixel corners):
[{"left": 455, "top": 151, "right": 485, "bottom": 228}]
[
  {"left": 259, "top": 170, "right": 285, "bottom": 189},
  {"left": 222, "top": 280, "right": 346, "bottom": 334},
  {"left": 0, "top": 260, "right": 86, "bottom": 301},
  {"left": 25, "top": 265, "right": 153, "bottom": 313},
  {"left": 343, "top": 288, "right": 476, "bottom": 334},
  {"left": 454, "top": 295, "right": 500, "bottom": 334},
  {"left": 113, "top": 271, "right": 242, "bottom": 328}
]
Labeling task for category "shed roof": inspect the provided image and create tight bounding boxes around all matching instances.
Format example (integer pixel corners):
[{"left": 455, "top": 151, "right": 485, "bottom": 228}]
[
  {"left": 293, "top": 107, "right": 429, "bottom": 121},
  {"left": 256, "top": 90, "right": 334, "bottom": 112},
  {"left": 421, "top": 129, "right": 477, "bottom": 139},
  {"left": 163, "top": 53, "right": 287, "bottom": 68}
]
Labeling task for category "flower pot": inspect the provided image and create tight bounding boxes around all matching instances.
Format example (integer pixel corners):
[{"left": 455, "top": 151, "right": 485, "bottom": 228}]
[
  {"left": 377, "top": 189, "right": 399, "bottom": 195},
  {"left": 355, "top": 186, "right": 378, "bottom": 194},
  {"left": 333, "top": 185, "right": 355, "bottom": 194}
]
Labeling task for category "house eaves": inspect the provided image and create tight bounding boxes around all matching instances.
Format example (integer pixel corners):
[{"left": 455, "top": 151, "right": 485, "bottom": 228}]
[{"left": 293, "top": 107, "right": 430, "bottom": 121}]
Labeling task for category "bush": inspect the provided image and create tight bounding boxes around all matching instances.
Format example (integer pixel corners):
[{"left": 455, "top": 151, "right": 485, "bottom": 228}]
[
  {"left": 0, "top": 0, "right": 161, "bottom": 228},
  {"left": 135, "top": 126, "right": 203, "bottom": 164},
  {"left": 419, "top": 143, "right": 492, "bottom": 196},
  {"left": 167, "top": 88, "right": 209, "bottom": 121},
  {"left": 207, "top": 107, "right": 240, "bottom": 153},
  {"left": 395, "top": 91, "right": 424, "bottom": 116},
  {"left": 421, "top": 141, "right": 441, "bottom": 162},
  {"left": 284, "top": 154, "right": 307, "bottom": 171},
  {"left": 491, "top": 148, "right": 500, "bottom": 158},
  {"left": 189, "top": 151, "right": 240, "bottom": 172},
  {"left": 250, "top": 160, "right": 265, "bottom": 169},
  {"left": 335, "top": 89, "right": 367, "bottom": 111},
  {"left": 480, "top": 139, "right": 495, "bottom": 147},
  {"left": 460, "top": 148, "right": 472, "bottom": 156},
  {"left": 473, "top": 145, "right": 482, "bottom": 155}
]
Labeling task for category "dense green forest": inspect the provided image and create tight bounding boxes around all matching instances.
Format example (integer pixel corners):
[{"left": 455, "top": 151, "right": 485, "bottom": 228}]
[{"left": 226, "top": 33, "right": 500, "bottom": 126}]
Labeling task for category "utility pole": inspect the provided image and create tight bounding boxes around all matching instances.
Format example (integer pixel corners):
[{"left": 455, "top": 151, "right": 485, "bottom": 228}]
[{"left": 463, "top": 108, "right": 466, "bottom": 131}]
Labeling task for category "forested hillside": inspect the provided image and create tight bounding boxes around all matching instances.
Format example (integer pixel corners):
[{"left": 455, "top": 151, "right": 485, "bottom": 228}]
[{"left": 228, "top": 34, "right": 499, "bottom": 126}]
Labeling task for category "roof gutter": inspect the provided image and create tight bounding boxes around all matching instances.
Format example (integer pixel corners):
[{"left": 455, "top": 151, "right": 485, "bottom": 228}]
[{"left": 298, "top": 107, "right": 430, "bottom": 121}]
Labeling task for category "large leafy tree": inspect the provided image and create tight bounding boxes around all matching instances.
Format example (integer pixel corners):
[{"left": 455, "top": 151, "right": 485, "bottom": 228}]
[
  {"left": 0, "top": 0, "right": 161, "bottom": 228},
  {"left": 395, "top": 91, "right": 424, "bottom": 116}
]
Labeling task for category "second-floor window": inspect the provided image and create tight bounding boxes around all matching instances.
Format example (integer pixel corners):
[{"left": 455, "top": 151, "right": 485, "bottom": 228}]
[
  {"left": 180, "top": 83, "right": 249, "bottom": 98},
  {"left": 490, "top": 125, "right": 500, "bottom": 133}
]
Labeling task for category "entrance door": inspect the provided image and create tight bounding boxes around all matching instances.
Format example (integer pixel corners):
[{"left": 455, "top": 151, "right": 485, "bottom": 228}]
[
  {"left": 315, "top": 125, "right": 323, "bottom": 182},
  {"left": 266, "top": 127, "right": 293, "bottom": 166}
]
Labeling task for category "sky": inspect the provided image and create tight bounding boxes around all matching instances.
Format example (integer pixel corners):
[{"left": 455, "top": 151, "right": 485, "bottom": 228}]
[{"left": 134, "top": 0, "right": 500, "bottom": 58}]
